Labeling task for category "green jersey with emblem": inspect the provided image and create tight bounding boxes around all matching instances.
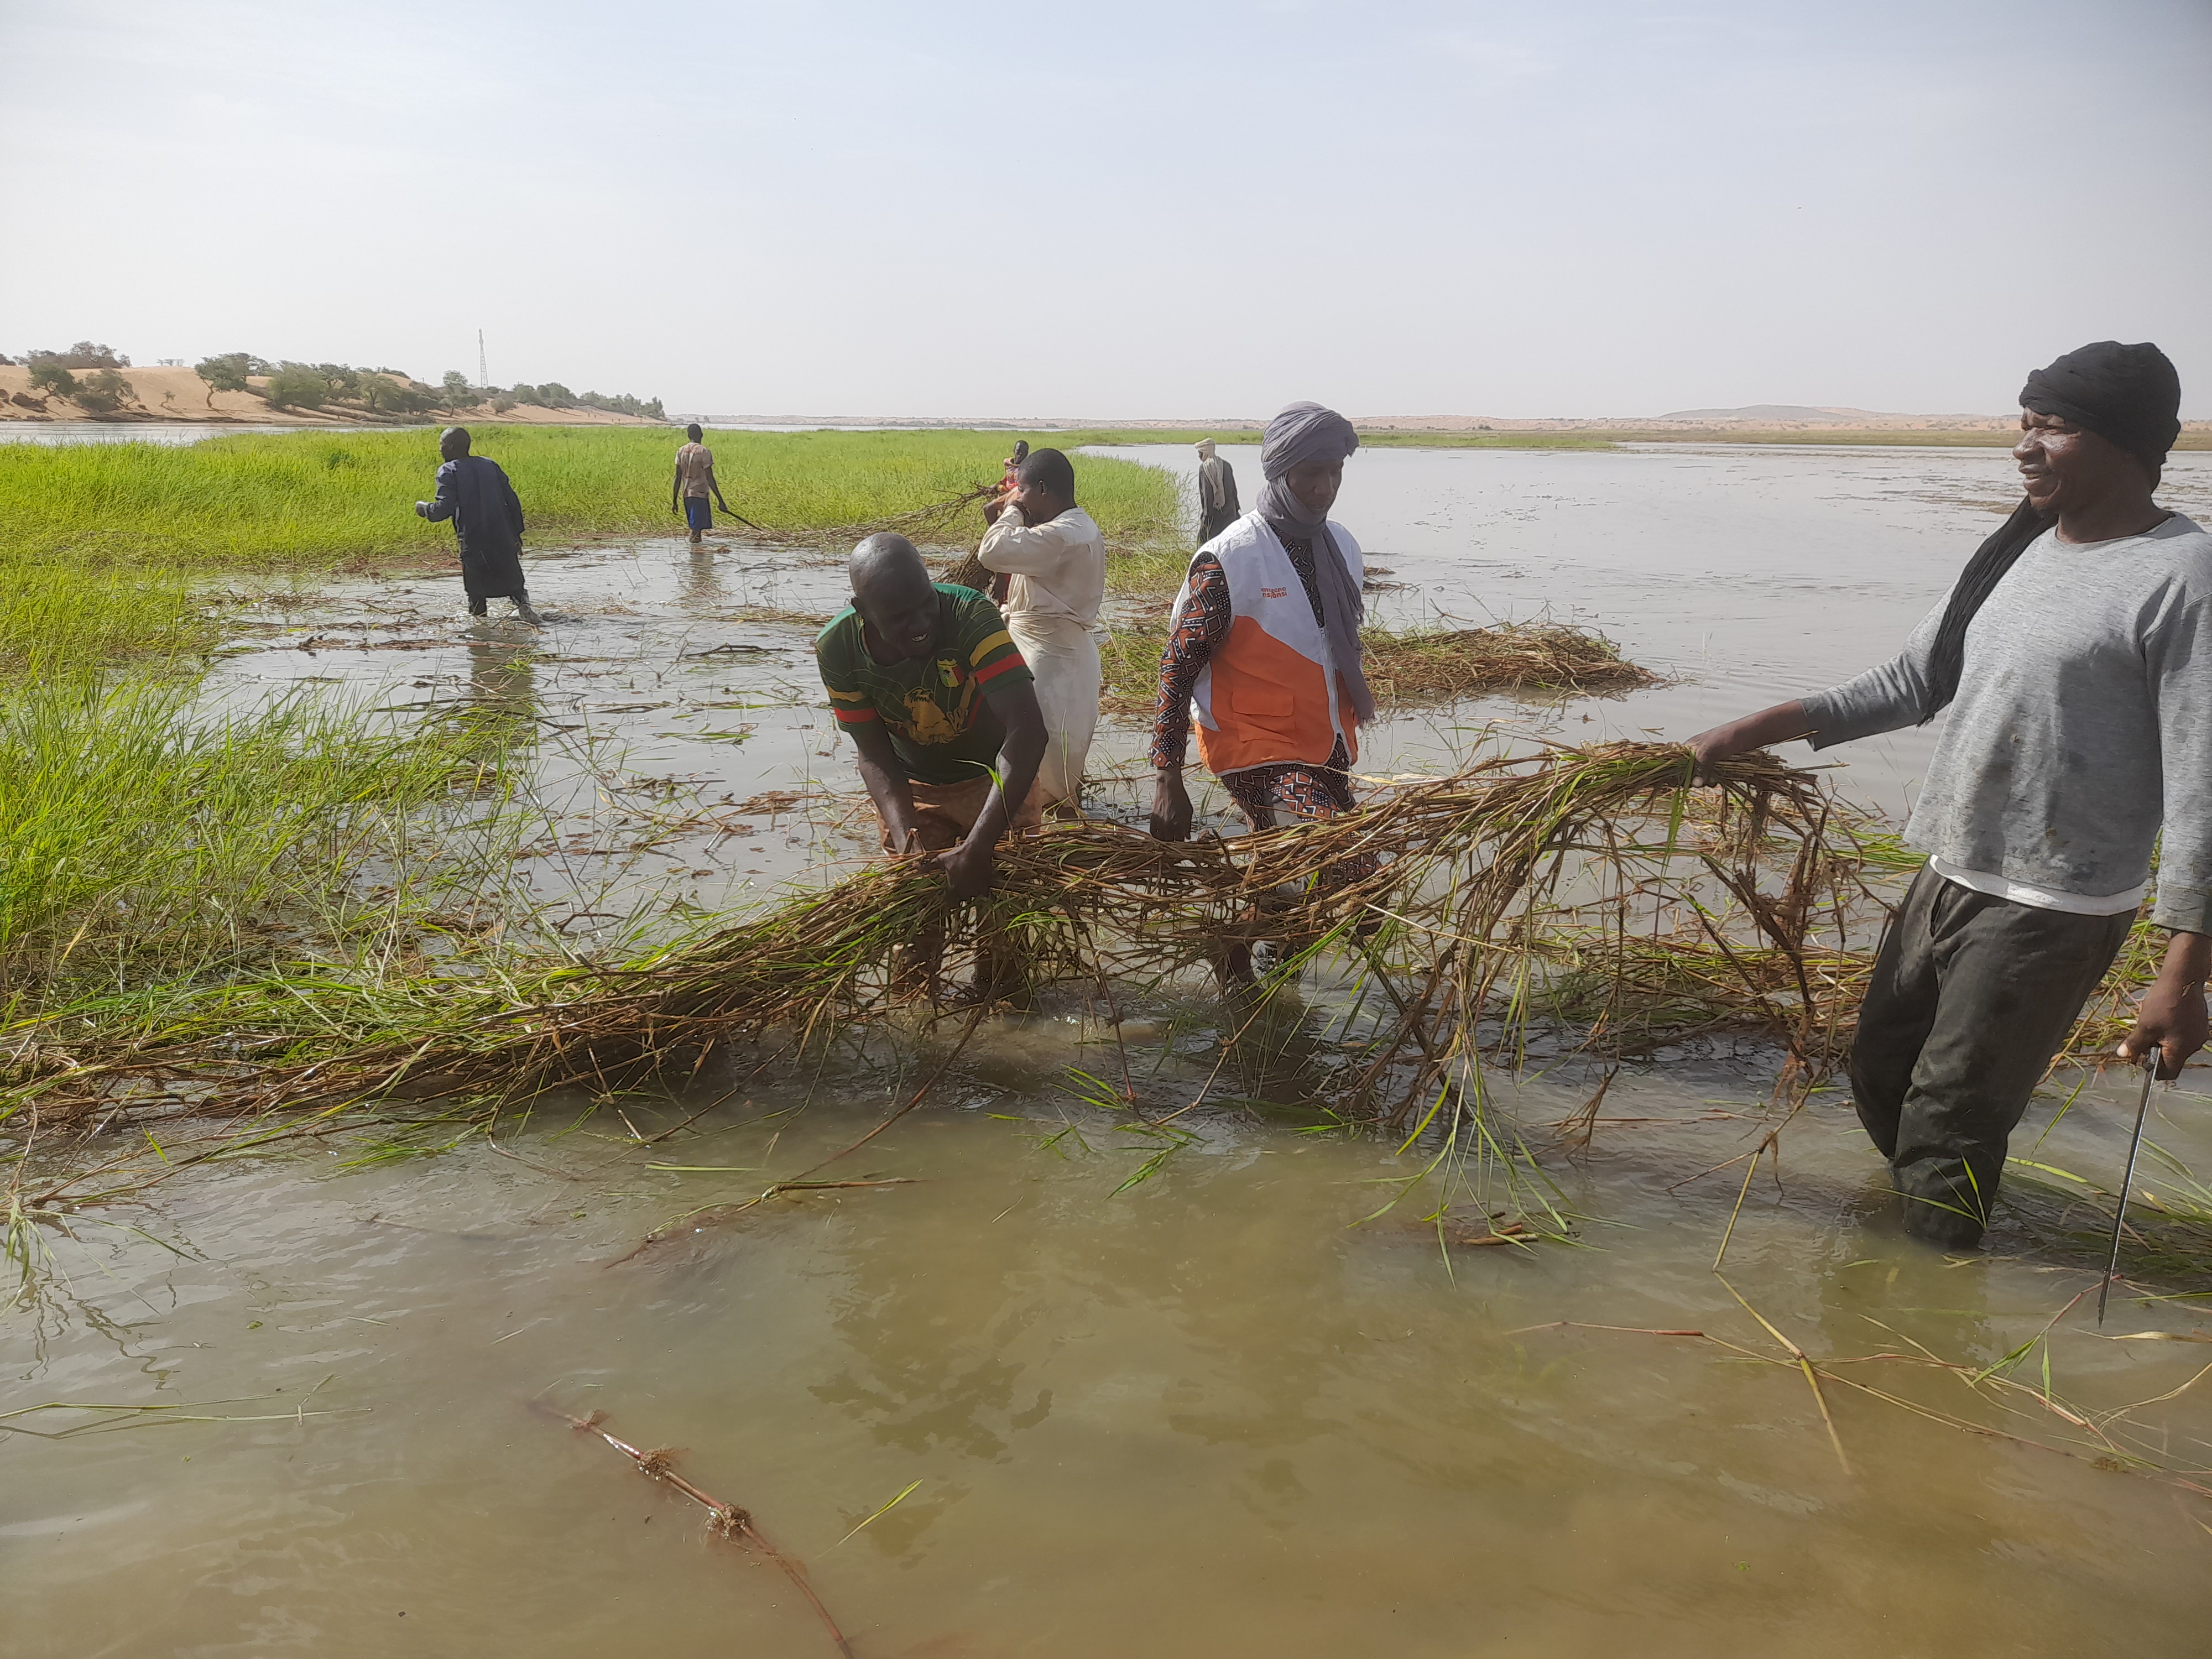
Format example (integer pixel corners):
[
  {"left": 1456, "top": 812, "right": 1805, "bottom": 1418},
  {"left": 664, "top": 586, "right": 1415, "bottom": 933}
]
[{"left": 816, "top": 584, "right": 1035, "bottom": 785}]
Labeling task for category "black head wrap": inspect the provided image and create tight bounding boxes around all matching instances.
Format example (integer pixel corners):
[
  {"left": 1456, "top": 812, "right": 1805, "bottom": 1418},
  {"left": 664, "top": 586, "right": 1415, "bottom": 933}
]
[
  {"left": 1917, "top": 340, "right": 2181, "bottom": 722},
  {"left": 2020, "top": 340, "right": 2182, "bottom": 470}
]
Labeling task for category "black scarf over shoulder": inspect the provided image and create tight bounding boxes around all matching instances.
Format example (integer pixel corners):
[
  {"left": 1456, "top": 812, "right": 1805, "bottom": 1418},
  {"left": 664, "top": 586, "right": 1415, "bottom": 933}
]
[{"left": 1918, "top": 497, "right": 2052, "bottom": 722}]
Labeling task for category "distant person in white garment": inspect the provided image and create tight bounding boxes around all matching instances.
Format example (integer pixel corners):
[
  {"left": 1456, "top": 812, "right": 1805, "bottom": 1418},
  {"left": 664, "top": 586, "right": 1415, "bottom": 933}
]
[{"left": 977, "top": 447, "right": 1107, "bottom": 812}]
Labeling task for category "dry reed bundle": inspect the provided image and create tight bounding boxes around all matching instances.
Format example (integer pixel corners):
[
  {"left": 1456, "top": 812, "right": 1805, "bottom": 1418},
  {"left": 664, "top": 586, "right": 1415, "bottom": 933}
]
[
  {"left": 1098, "top": 620, "right": 1661, "bottom": 716},
  {"left": 940, "top": 543, "right": 994, "bottom": 592},
  {"left": 14, "top": 743, "right": 1882, "bottom": 1136},
  {"left": 1362, "top": 620, "right": 1661, "bottom": 702}
]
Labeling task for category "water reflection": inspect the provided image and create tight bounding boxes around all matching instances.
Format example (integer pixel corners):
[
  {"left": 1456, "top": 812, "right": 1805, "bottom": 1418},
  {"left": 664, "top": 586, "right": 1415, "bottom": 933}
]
[
  {"left": 445, "top": 639, "right": 539, "bottom": 769},
  {"left": 810, "top": 1212, "right": 1058, "bottom": 1464},
  {"left": 681, "top": 545, "right": 728, "bottom": 607}
]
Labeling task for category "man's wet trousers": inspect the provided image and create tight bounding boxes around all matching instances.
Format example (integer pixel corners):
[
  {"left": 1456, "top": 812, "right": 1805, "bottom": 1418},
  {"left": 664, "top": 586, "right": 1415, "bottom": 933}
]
[{"left": 1849, "top": 863, "right": 2134, "bottom": 1247}]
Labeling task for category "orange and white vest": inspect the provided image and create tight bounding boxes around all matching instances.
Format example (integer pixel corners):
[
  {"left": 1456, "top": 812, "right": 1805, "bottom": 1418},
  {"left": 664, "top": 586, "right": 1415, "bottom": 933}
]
[{"left": 1173, "top": 512, "right": 1364, "bottom": 776}]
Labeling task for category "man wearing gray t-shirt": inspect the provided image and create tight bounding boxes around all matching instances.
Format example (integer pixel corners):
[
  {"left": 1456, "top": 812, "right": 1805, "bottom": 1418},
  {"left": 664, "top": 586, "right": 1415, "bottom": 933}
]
[{"left": 1690, "top": 341, "right": 2205, "bottom": 1248}]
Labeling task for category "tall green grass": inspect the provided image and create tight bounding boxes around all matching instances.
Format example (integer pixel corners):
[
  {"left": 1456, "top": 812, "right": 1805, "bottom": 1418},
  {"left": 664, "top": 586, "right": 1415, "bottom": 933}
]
[
  {"left": 0, "top": 679, "right": 531, "bottom": 1011},
  {"left": 0, "top": 561, "right": 211, "bottom": 679},
  {"left": 0, "top": 426, "right": 1183, "bottom": 573}
]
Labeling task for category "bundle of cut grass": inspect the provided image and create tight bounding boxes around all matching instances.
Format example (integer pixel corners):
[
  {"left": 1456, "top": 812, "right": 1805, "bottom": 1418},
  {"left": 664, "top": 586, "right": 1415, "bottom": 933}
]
[
  {"left": 1362, "top": 620, "right": 1660, "bottom": 702},
  {"left": 1097, "top": 619, "right": 1660, "bottom": 717},
  {"left": 939, "top": 544, "right": 993, "bottom": 593},
  {"left": 11, "top": 743, "right": 1876, "bottom": 1136}
]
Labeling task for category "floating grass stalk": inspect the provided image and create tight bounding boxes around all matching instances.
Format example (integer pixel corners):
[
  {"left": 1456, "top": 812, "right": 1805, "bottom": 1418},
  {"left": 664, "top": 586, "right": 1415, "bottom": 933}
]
[
  {"left": 1515, "top": 1292, "right": 2212, "bottom": 1497},
  {"left": 542, "top": 1404, "right": 853, "bottom": 1658}
]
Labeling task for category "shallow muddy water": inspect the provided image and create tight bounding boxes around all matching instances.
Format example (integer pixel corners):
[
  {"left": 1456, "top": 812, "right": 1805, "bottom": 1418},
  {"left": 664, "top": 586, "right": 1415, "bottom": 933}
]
[{"left": 8, "top": 445, "right": 2211, "bottom": 1656}]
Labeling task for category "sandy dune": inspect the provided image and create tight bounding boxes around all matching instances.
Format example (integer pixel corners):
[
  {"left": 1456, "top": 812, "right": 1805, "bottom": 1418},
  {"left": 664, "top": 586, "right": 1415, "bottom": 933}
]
[{"left": 0, "top": 365, "right": 654, "bottom": 426}]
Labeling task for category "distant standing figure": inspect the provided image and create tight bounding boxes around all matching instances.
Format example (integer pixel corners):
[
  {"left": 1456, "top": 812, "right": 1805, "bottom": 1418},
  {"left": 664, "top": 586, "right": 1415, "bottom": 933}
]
[
  {"left": 672, "top": 422, "right": 731, "bottom": 544},
  {"left": 998, "top": 440, "right": 1031, "bottom": 502},
  {"left": 415, "top": 426, "right": 541, "bottom": 626},
  {"left": 977, "top": 447, "right": 1107, "bottom": 811},
  {"left": 1196, "top": 438, "right": 1240, "bottom": 546}
]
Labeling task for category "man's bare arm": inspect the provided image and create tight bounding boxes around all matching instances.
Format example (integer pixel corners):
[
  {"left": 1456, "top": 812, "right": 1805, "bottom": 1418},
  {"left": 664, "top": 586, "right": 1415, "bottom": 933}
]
[
  {"left": 845, "top": 719, "right": 922, "bottom": 854},
  {"left": 1688, "top": 700, "right": 1819, "bottom": 782},
  {"left": 928, "top": 681, "right": 1046, "bottom": 900}
]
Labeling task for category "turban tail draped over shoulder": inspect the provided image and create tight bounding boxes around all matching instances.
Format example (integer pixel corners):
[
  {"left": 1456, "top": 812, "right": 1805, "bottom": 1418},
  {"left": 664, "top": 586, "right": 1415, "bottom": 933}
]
[
  {"left": 1256, "top": 402, "right": 1373, "bottom": 724},
  {"left": 1917, "top": 340, "right": 2184, "bottom": 722}
]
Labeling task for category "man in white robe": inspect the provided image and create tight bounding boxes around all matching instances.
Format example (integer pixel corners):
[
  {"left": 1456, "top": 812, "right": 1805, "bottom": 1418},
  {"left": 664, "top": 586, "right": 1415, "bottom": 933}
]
[{"left": 977, "top": 446, "right": 1106, "bottom": 811}]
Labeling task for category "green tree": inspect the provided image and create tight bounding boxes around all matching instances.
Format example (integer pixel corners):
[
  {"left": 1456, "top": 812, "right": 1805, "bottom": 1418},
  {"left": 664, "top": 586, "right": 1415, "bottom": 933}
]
[
  {"left": 356, "top": 372, "right": 402, "bottom": 414},
  {"left": 346, "top": 370, "right": 433, "bottom": 416},
  {"left": 29, "top": 341, "right": 129, "bottom": 370},
  {"left": 74, "top": 368, "right": 134, "bottom": 414},
  {"left": 440, "top": 371, "right": 474, "bottom": 410},
  {"left": 262, "top": 363, "right": 327, "bottom": 411},
  {"left": 194, "top": 352, "right": 255, "bottom": 409},
  {"left": 26, "top": 362, "right": 77, "bottom": 399}
]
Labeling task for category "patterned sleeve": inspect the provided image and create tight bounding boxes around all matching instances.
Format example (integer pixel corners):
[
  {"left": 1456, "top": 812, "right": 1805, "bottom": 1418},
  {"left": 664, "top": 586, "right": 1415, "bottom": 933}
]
[{"left": 1149, "top": 552, "right": 1230, "bottom": 770}]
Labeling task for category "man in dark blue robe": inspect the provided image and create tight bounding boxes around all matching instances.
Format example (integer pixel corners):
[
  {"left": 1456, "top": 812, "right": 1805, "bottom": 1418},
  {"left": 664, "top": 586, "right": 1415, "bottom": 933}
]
[{"left": 415, "top": 426, "right": 541, "bottom": 624}]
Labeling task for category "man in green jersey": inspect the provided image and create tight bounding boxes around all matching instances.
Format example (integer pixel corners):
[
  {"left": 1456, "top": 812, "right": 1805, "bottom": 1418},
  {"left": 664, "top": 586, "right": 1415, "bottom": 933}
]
[{"left": 817, "top": 534, "right": 1048, "bottom": 900}]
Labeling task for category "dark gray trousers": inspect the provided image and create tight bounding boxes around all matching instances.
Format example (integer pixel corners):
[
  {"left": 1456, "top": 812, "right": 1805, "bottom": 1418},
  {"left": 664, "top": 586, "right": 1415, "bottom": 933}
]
[{"left": 1849, "top": 863, "right": 2133, "bottom": 1247}]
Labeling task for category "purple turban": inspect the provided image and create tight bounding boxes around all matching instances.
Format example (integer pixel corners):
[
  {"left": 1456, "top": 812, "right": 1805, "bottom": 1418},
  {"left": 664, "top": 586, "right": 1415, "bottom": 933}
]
[{"left": 1255, "top": 402, "right": 1371, "bottom": 726}]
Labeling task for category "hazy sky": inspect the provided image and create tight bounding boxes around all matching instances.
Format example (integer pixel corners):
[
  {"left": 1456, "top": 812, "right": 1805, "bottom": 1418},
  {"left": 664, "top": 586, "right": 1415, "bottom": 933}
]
[{"left": 4, "top": 0, "right": 2208, "bottom": 419}]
